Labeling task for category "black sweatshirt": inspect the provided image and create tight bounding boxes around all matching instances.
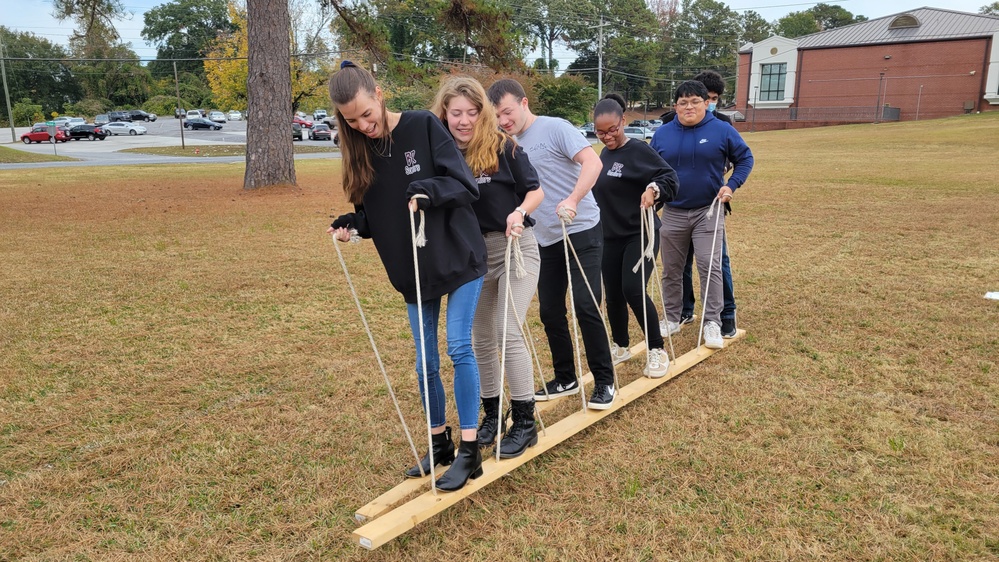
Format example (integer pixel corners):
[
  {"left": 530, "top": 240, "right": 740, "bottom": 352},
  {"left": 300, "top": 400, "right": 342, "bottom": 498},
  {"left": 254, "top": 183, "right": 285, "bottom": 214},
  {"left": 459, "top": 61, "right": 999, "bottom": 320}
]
[
  {"left": 469, "top": 140, "right": 541, "bottom": 234},
  {"left": 593, "top": 139, "right": 679, "bottom": 240},
  {"left": 337, "top": 111, "right": 487, "bottom": 303}
]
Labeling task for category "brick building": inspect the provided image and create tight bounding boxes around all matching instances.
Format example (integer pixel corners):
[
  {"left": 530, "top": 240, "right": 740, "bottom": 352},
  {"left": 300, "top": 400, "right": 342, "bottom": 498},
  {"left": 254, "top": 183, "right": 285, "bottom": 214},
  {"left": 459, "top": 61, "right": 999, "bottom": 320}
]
[{"left": 735, "top": 7, "right": 999, "bottom": 131}]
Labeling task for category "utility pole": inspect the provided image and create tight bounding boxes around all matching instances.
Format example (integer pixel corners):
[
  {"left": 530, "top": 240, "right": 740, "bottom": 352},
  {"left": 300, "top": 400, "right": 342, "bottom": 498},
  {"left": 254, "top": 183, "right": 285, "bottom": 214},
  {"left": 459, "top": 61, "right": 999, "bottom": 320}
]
[
  {"left": 589, "top": 16, "right": 610, "bottom": 99},
  {"left": 174, "top": 61, "right": 185, "bottom": 149},
  {"left": 0, "top": 31, "right": 15, "bottom": 143},
  {"left": 916, "top": 84, "right": 924, "bottom": 121},
  {"left": 875, "top": 72, "right": 885, "bottom": 123}
]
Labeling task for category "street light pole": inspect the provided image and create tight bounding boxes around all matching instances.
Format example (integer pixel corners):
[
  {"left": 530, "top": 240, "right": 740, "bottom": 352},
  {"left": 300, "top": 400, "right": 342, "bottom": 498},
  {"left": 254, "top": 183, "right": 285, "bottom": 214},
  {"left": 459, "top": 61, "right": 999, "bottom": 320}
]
[
  {"left": 174, "top": 61, "right": 185, "bottom": 149},
  {"left": 916, "top": 84, "right": 924, "bottom": 121},
  {"left": 0, "top": 32, "right": 16, "bottom": 143},
  {"left": 588, "top": 16, "right": 609, "bottom": 99},
  {"left": 875, "top": 72, "right": 885, "bottom": 123},
  {"left": 751, "top": 85, "right": 759, "bottom": 133}
]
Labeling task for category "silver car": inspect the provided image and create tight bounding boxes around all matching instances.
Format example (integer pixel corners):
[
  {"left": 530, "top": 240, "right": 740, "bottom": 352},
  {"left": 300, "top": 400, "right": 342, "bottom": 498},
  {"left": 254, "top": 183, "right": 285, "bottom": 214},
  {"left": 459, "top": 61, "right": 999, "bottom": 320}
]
[{"left": 102, "top": 122, "right": 148, "bottom": 136}]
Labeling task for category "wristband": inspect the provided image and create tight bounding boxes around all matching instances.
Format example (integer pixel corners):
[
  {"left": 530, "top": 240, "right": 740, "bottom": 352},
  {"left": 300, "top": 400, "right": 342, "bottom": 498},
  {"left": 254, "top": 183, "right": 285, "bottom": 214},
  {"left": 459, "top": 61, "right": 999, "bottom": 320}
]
[{"left": 514, "top": 206, "right": 527, "bottom": 218}]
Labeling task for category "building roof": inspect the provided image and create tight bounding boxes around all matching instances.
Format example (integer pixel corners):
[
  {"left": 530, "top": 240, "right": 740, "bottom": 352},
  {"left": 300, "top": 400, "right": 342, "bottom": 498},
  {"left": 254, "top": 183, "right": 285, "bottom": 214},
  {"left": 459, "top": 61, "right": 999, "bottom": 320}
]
[
  {"left": 796, "top": 7, "right": 999, "bottom": 49},
  {"left": 740, "top": 7, "right": 999, "bottom": 53}
]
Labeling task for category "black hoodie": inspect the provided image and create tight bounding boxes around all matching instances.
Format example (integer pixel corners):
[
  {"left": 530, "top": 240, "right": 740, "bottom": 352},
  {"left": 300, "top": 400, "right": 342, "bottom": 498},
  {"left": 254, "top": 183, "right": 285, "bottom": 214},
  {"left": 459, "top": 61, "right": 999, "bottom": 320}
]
[{"left": 336, "top": 111, "right": 487, "bottom": 303}]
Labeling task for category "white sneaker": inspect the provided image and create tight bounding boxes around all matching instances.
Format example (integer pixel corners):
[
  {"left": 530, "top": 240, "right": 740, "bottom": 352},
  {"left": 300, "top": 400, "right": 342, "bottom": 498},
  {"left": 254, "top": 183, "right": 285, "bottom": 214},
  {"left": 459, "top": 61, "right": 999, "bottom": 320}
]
[
  {"left": 610, "top": 343, "right": 632, "bottom": 365},
  {"left": 644, "top": 348, "right": 669, "bottom": 378},
  {"left": 659, "top": 319, "right": 681, "bottom": 336},
  {"left": 704, "top": 321, "right": 724, "bottom": 349}
]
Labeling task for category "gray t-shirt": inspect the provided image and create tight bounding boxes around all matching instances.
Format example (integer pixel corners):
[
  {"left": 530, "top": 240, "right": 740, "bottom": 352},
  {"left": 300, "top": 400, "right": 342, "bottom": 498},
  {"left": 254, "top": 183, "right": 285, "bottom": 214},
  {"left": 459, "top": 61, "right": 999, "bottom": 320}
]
[{"left": 515, "top": 116, "right": 600, "bottom": 247}]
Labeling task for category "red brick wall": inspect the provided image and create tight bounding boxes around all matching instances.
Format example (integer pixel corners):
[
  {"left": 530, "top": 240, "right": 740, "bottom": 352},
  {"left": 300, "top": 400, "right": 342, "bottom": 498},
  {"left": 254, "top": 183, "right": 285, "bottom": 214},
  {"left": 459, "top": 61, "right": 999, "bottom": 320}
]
[
  {"left": 796, "top": 38, "right": 995, "bottom": 120},
  {"left": 736, "top": 52, "right": 752, "bottom": 108}
]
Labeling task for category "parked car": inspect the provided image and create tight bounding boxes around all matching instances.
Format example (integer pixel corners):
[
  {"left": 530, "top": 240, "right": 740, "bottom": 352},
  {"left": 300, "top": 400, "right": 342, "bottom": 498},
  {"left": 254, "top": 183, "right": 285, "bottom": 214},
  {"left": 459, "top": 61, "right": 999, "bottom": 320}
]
[
  {"left": 332, "top": 128, "right": 339, "bottom": 146},
  {"left": 623, "top": 126, "right": 653, "bottom": 140},
  {"left": 227, "top": 110, "right": 242, "bottom": 121},
  {"left": 128, "top": 110, "right": 157, "bottom": 122},
  {"left": 184, "top": 118, "right": 222, "bottom": 131},
  {"left": 66, "top": 124, "right": 107, "bottom": 141},
  {"left": 313, "top": 109, "right": 328, "bottom": 121},
  {"left": 629, "top": 119, "right": 651, "bottom": 128},
  {"left": 578, "top": 122, "right": 595, "bottom": 137},
  {"left": 94, "top": 114, "right": 109, "bottom": 126},
  {"left": 20, "top": 124, "right": 69, "bottom": 143},
  {"left": 292, "top": 123, "right": 303, "bottom": 141},
  {"left": 103, "top": 121, "right": 147, "bottom": 135},
  {"left": 309, "top": 123, "right": 332, "bottom": 141},
  {"left": 175, "top": 107, "right": 186, "bottom": 119},
  {"left": 185, "top": 110, "right": 202, "bottom": 120},
  {"left": 108, "top": 110, "right": 132, "bottom": 122},
  {"left": 66, "top": 117, "right": 86, "bottom": 127},
  {"left": 208, "top": 111, "right": 227, "bottom": 123},
  {"left": 293, "top": 115, "right": 313, "bottom": 128},
  {"left": 51, "top": 117, "right": 71, "bottom": 127}
]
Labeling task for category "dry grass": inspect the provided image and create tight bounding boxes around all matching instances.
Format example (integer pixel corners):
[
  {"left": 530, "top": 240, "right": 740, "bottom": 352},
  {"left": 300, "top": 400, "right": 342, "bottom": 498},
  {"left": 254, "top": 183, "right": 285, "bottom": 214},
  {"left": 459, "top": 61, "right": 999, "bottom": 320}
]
[
  {"left": 0, "top": 145, "right": 77, "bottom": 164},
  {"left": 1, "top": 113, "right": 997, "bottom": 561},
  {"left": 119, "top": 144, "right": 338, "bottom": 157}
]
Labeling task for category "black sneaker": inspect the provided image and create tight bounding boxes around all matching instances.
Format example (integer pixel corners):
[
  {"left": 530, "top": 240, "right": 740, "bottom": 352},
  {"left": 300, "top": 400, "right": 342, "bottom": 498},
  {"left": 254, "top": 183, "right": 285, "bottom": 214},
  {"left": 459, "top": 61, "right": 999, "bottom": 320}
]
[
  {"left": 721, "top": 317, "right": 737, "bottom": 338},
  {"left": 535, "top": 378, "right": 579, "bottom": 401},
  {"left": 587, "top": 384, "right": 616, "bottom": 410},
  {"left": 679, "top": 313, "right": 695, "bottom": 325}
]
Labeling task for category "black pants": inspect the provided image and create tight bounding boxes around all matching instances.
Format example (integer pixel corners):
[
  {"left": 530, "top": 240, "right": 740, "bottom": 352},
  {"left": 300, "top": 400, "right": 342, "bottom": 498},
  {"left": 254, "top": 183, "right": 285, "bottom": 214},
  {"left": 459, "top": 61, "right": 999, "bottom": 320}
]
[
  {"left": 538, "top": 224, "right": 614, "bottom": 387},
  {"left": 602, "top": 234, "right": 664, "bottom": 350}
]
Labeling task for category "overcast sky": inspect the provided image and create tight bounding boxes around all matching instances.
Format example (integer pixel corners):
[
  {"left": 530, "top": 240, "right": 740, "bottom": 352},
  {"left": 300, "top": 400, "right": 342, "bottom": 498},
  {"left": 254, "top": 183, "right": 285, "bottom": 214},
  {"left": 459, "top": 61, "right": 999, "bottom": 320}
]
[{"left": 3, "top": 0, "right": 994, "bottom": 63}]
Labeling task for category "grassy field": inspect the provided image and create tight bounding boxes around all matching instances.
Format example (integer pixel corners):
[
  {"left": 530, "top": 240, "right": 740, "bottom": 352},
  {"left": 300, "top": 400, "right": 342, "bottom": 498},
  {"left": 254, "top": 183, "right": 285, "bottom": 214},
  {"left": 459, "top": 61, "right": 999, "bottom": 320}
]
[
  {"left": 0, "top": 145, "right": 77, "bottom": 164},
  {"left": 119, "top": 144, "right": 338, "bottom": 157},
  {"left": 1, "top": 113, "right": 997, "bottom": 560}
]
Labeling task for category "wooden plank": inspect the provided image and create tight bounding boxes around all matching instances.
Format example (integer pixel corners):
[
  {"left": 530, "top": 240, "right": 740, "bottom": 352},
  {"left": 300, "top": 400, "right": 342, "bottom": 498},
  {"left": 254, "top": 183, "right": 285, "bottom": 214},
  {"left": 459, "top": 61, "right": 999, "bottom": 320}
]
[
  {"left": 352, "top": 340, "right": 649, "bottom": 523},
  {"left": 352, "top": 331, "right": 745, "bottom": 549}
]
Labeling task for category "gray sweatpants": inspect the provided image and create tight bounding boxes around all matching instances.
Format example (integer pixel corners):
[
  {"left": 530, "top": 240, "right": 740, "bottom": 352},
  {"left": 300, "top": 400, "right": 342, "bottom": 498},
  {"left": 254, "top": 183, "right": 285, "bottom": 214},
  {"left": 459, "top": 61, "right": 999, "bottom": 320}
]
[
  {"left": 473, "top": 229, "right": 541, "bottom": 401},
  {"left": 659, "top": 205, "right": 726, "bottom": 326}
]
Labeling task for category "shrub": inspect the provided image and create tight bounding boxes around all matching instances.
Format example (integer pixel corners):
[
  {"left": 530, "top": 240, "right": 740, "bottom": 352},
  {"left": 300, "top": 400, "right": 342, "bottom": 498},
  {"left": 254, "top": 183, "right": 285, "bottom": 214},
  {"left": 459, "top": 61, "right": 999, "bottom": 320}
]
[
  {"left": 143, "top": 95, "right": 182, "bottom": 117},
  {"left": 12, "top": 98, "right": 44, "bottom": 127},
  {"left": 63, "top": 98, "right": 111, "bottom": 120}
]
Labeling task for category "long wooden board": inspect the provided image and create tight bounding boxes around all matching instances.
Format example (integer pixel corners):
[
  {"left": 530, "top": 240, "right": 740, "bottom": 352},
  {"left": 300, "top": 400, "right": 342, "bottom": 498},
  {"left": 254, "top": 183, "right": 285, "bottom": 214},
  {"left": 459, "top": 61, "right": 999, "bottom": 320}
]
[
  {"left": 352, "top": 340, "right": 649, "bottom": 523},
  {"left": 352, "top": 330, "right": 745, "bottom": 549}
]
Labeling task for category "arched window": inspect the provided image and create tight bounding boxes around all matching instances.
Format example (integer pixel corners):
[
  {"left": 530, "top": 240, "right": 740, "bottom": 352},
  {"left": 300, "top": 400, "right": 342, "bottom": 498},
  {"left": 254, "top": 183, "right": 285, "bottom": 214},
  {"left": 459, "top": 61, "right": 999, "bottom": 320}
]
[{"left": 888, "top": 15, "right": 920, "bottom": 29}]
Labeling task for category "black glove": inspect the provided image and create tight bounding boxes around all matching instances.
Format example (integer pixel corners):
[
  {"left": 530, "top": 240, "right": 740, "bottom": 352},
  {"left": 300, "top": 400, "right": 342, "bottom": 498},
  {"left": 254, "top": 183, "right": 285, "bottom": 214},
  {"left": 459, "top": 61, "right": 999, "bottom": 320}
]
[
  {"left": 331, "top": 213, "right": 354, "bottom": 229},
  {"left": 411, "top": 196, "right": 431, "bottom": 211}
]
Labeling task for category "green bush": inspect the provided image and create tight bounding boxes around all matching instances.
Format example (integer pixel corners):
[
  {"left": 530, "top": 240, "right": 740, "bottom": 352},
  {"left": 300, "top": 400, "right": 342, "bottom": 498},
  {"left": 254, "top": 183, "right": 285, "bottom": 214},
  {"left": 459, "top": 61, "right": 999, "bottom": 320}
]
[
  {"left": 63, "top": 98, "right": 110, "bottom": 120},
  {"left": 533, "top": 74, "right": 595, "bottom": 125},
  {"left": 144, "top": 95, "right": 183, "bottom": 118},
  {"left": 12, "top": 98, "right": 43, "bottom": 127}
]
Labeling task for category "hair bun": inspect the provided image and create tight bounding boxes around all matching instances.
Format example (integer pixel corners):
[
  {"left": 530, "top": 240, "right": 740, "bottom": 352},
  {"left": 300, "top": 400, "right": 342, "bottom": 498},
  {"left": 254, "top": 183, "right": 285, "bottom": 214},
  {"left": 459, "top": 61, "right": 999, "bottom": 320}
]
[{"left": 340, "top": 60, "right": 356, "bottom": 69}]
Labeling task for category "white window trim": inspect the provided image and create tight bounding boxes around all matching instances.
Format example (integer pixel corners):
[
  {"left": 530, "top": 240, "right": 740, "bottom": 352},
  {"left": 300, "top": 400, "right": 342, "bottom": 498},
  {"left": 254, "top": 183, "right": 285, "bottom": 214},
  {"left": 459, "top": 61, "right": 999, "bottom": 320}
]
[{"left": 749, "top": 36, "right": 798, "bottom": 109}]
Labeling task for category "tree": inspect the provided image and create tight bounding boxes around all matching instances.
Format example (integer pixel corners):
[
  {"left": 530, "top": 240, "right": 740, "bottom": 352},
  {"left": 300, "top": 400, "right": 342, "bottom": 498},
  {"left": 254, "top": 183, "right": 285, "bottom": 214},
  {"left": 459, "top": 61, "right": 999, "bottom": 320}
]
[
  {"left": 518, "top": 0, "right": 595, "bottom": 73},
  {"left": 740, "top": 10, "right": 772, "bottom": 44},
  {"left": 0, "top": 27, "right": 81, "bottom": 115},
  {"left": 809, "top": 3, "right": 866, "bottom": 30},
  {"left": 244, "top": 0, "right": 296, "bottom": 189},
  {"left": 533, "top": 74, "right": 595, "bottom": 124},
  {"left": 981, "top": 2, "right": 999, "bottom": 15},
  {"left": 52, "top": 0, "right": 126, "bottom": 55},
  {"left": 72, "top": 44, "right": 154, "bottom": 107},
  {"left": 774, "top": 11, "right": 820, "bottom": 38},
  {"left": 665, "top": 0, "right": 741, "bottom": 83},
  {"left": 205, "top": 3, "right": 250, "bottom": 112},
  {"left": 142, "top": 0, "right": 234, "bottom": 78}
]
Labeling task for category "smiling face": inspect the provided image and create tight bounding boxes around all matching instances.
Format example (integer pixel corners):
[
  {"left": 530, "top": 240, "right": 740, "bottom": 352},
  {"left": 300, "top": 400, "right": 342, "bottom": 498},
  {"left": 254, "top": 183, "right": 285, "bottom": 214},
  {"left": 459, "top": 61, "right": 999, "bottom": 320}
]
[
  {"left": 594, "top": 113, "right": 625, "bottom": 150},
  {"left": 493, "top": 93, "right": 530, "bottom": 136},
  {"left": 445, "top": 94, "right": 479, "bottom": 149},
  {"left": 337, "top": 87, "right": 386, "bottom": 139},
  {"left": 675, "top": 95, "right": 707, "bottom": 127}
]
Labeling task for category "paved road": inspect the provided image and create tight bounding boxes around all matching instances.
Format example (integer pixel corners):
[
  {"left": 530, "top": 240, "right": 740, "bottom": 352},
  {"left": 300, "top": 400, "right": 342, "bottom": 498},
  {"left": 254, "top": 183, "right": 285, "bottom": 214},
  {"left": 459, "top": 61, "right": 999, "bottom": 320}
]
[{"left": 0, "top": 119, "right": 340, "bottom": 170}]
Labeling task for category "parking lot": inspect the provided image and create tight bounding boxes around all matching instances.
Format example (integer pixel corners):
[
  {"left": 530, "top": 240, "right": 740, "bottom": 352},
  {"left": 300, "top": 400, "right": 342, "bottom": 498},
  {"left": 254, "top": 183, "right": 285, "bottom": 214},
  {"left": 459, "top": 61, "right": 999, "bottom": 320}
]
[{"left": 1, "top": 118, "right": 339, "bottom": 168}]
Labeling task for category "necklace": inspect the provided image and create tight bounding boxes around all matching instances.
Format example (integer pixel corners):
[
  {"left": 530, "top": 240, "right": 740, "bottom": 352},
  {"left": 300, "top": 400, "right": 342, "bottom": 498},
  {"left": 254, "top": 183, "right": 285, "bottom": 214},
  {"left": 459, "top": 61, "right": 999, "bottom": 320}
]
[{"left": 371, "top": 136, "right": 392, "bottom": 158}]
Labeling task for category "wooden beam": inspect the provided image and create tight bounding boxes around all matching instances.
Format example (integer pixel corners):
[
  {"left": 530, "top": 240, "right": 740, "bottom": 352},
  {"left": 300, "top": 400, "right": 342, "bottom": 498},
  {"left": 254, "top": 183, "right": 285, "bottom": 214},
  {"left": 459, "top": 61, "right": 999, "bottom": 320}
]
[
  {"left": 352, "top": 331, "right": 745, "bottom": 549},
  {"left": 353, "top": 340, "right": 649, "bottom": 523}
]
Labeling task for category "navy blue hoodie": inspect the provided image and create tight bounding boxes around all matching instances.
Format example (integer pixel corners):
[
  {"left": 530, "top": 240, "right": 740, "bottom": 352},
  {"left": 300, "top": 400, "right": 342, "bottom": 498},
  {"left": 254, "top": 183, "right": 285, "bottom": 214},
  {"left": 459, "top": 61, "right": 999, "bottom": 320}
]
[{"left": 650, "top": 112, "right": 753, "bottom": 210}]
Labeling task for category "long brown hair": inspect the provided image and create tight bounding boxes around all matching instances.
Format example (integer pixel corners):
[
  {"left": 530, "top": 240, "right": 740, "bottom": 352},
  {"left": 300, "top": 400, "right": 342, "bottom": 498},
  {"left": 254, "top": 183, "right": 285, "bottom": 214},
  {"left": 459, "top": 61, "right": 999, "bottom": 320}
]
[
  {"left": 329, "top": 61, "right": 390, "bottom": 204},
  {"left": 431, "top": 75, "right": 509, "bottom": 176}
]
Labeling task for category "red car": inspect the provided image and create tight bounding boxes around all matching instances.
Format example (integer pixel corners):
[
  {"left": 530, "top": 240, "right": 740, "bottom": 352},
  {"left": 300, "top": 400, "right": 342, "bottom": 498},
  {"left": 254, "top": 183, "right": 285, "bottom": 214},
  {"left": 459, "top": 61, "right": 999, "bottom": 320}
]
[
  {"left": 293, "top": 115, "right": 313, "bottom": 128},
  {"left": 21, "top": 125, "right": 70, "bottom": 144}
]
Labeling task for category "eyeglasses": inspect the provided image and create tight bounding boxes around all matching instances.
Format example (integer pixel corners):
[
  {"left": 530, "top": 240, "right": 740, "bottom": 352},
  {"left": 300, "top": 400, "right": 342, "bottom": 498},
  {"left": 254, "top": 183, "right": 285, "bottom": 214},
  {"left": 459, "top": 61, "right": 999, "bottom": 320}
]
[
  {"left": 675, "top": 99, "right": 705, "bottom": 108},
  {"left": 596, "top": 124, "right": 621, "bottom": 137}
]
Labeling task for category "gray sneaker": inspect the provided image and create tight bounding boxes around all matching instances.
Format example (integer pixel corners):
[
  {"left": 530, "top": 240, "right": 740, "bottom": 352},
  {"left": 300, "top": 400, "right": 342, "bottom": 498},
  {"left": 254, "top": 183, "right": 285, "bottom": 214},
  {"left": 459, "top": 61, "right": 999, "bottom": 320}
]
[
  {"left": 659, "top": 319, "right": 681, "bottom": 336},
  {"left": 610, "top": 343, "right": 632, "bottom": 365}
]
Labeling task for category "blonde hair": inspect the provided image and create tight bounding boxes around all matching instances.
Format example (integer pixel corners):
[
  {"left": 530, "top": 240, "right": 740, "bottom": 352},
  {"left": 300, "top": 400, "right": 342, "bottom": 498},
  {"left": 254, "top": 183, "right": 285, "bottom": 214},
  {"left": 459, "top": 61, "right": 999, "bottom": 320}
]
[
  {"left": 329, "top": 62, "right": 390, "bottom": 204},
  {"left": 431, "top": 75, "right": 509, "bottom": 176}
]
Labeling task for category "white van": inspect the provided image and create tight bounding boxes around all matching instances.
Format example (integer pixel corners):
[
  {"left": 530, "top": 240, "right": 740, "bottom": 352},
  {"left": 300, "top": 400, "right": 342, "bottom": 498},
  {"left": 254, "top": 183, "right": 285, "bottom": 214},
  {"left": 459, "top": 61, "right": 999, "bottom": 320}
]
[{"left": 186, "top": 110, "right": 201, "bottom": 120}]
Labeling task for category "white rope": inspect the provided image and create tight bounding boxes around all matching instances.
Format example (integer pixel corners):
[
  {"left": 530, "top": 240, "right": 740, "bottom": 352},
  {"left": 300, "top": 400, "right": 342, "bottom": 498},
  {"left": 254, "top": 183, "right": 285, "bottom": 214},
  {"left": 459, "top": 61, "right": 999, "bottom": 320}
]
[
  {"left": 696, "top": 197, "right": 725, "bottom": 349},
  {"left": 409, "top": 204, "right": 437, "bottom": 494},
  {"left": 647, "top": 212, "right": 677, "bottom": 367},
  {"left": 495, "top": 235, "right": 514, "bottom": 462},
  {"left": 633, "top": 204, "right": 658, "bottom": 274},
  {"left": 331, "top": 235, "right": 423, "bottom": 473},
  {"left": 410, "top": 194, "right": 429, "bottom": 247},
  {"left": 558, "top": 207, "right": 621, "bottom": 394},
  {"left": 557, "top": 208, "right": 591, "bottom": 412}
]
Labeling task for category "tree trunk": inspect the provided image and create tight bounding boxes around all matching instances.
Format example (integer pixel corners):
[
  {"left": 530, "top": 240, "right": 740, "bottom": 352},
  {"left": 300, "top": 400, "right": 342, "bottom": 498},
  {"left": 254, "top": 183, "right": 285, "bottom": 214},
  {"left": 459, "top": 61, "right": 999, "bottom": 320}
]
[{"left": 244, "top": 0, "right": 296, "bottom": 190}]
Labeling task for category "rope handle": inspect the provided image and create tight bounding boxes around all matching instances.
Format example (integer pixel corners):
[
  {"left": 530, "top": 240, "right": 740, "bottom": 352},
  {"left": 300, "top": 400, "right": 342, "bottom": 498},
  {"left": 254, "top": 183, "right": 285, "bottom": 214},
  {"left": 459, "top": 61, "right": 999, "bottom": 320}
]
[{"left": 410, "top": 194, "right": 429, "bottom": 248}]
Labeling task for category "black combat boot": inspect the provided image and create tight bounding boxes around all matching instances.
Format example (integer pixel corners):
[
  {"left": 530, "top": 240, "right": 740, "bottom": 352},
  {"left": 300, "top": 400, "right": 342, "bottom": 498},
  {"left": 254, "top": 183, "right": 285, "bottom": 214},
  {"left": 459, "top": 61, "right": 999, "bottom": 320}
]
[
  {"left": 498, "top": 399, "right": 538, "bottom": 459},
  {"left": 404, "top": 427, "right": 455, "bottom": 479},
  {"left": 435, "top": 438, "right": 483, "bottom": 492},
  {"left": 477, "top": 396, "right": 508, "bottom": 448}
]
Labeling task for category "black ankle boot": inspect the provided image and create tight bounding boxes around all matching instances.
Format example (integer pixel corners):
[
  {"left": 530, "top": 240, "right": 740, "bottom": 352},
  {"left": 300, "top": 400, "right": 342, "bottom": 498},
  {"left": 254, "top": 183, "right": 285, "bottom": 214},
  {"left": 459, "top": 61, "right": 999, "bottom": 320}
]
[
  {"left": 477, "top": 396, "right": 508, "bottom": 447},
  {"left": 499, "top": 399, "right": 538, "bottom": 459},
  {"left": 435, "top": 438, "right": 483, "bottom": 492},
  {"left": 404, "top": 427, "right": 455, "bottom": 479}
]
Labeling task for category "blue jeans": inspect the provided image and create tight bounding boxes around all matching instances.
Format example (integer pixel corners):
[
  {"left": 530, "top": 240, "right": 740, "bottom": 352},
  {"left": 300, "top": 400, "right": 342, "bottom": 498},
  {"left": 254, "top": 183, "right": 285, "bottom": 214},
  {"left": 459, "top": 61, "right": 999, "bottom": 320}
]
[
  {"left": 407, "top": 276, "right": 484, "bottom": 431},
  {"left": 682, "top": 237, "right": 735, "bottom": 320}
]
